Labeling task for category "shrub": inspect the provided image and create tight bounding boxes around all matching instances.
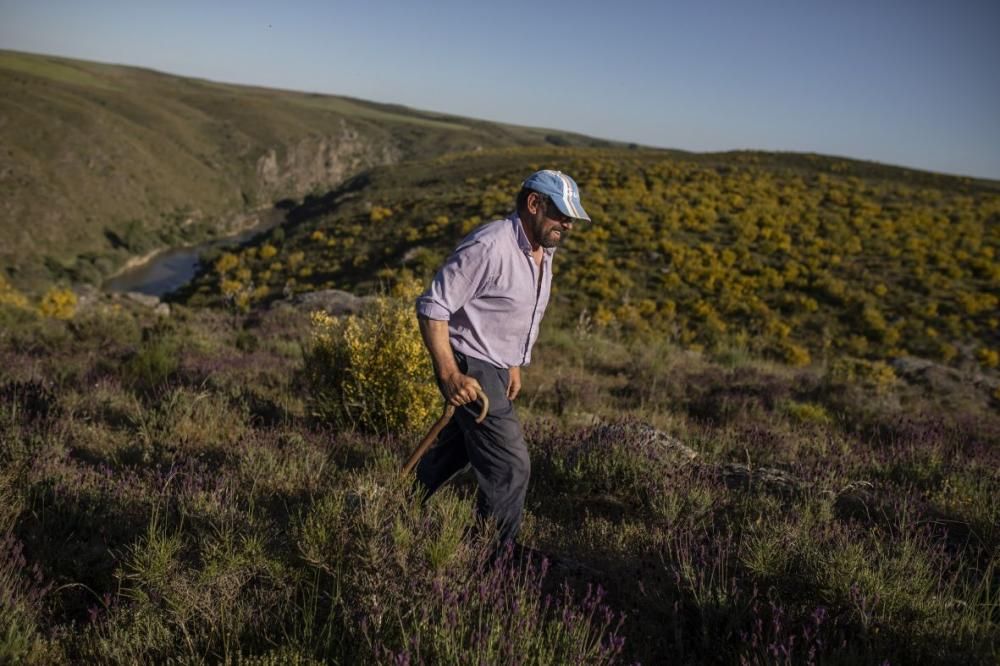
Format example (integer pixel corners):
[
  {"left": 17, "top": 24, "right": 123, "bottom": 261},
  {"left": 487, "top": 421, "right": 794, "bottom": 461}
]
[
  {"left": 0, "top": 275, "right": 30, "bottom": 310},
  {"left": 214, "top": 252, "right": 240, "bottom": 275},
  {"left": 779, "top": 341, "right": 812, "bottom": 367},
  {"left": 782, "top": 400, "right": 832, "bottom": 425},
  {"left": 124, "top": 332, "right": 180, "bottom": 393},
  {"left": 0, "top": 534, "right": 53, "bottom": 664},
  {"left": 369, "top": 205, "right": 393, "bottom": 222},
  {"left": 295, "top": 469, "right": 627, "bottom": 665},
  {"left": 259, "top": 243, "right": 278, "bottom": 260},
  {"left": 303, "top": 281, "right": 438, "bottom": 434},
  {"left": 38, "top": 287, "right": 77, "bottom": 319},
  {"left": 976, "top": 347, "right": 999, "bottom": 369},
  {"left": 828, "top": 357, "right": 896, "bottom": 393}
]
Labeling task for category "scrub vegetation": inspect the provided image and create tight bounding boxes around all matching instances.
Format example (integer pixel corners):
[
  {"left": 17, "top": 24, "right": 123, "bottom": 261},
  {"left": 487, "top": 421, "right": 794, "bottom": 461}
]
[
  {"left": 1, "top": 291, "right": 997, "bottom": 664},
  {"left": 2, "top": 93, "right": 998, "bottom": 663},
  {"left": 0, "top": 50, "right": 610, "bottom": 292},
  {"left": 183, "top": 146, "right": 999, "bottom": 374},
  {"left": 304, "top": 280, "right": 440, "bottom": 434}
]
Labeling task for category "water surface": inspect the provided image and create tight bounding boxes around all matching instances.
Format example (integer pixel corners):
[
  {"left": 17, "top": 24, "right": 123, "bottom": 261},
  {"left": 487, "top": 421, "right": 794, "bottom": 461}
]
[{"left": 103, "top": 208, "right": 286, "bottom": 297}]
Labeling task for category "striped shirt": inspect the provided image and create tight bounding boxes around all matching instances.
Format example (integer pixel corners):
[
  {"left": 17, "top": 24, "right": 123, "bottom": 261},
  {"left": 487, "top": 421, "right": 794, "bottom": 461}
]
[{"left": 415, "top": 215, "right": 555, "bottom": 368}]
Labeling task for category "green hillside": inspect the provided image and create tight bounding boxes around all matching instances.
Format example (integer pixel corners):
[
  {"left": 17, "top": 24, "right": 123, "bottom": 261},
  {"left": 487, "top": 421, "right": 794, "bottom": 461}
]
[
  {"left": 179, "top": 146, "right": 1000, "bottom": 375},
  {"left": 2, "top": 66, "right": 998, "bottom": 663},
  {"left": 1, "top": 269, "right": 997, "bottom": 664},
  {"left": 0, "top": 50, "right": 611, "bottom": 291}
]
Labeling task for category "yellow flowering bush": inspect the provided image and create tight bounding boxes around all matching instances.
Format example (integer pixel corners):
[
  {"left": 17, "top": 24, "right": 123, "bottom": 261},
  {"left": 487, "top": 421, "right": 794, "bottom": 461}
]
[
  {"left": 251, "top": 284, "right": 270, "bottom": 301},
  {"left": 38, "top": 287, "right": 77, "bottom": 319},
  {"left": 214, "top": 252, "right": 239, "bottom": 274},
  {"left": 220, "top": 279, "right": 243, "bottom": 296},
  {"left": 0, "top": 275, "right": 30, "bottom": 310},
  {"left": 780, "top": 341, "right": 812, "bottom": 367},
  {"left": 369, "top": 205, "right": 393, "bottom": 222},
  {"left": 828, "top": 357, "right": 897, "bottom": 393},
  {"left": 977, "top": 348, "right": 999, "bottom": 369},
  {"left": 303, "top": 281, "right": 439, "bottom": 434},
  {"left": 179, "top": 148, "right": 999, "bottom": 371},
  {"left": 783, "top": 400, "right": 832, "bottom": 425}
]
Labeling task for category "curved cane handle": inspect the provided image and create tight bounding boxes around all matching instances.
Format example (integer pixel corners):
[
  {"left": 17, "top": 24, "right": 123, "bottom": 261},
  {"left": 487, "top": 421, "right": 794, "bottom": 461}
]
[
  {"left": 401, "top": 386, "right": 489, "bottom": 475},
  {"left": 469, "top": 386, "right": 489, "bottom": 424}
]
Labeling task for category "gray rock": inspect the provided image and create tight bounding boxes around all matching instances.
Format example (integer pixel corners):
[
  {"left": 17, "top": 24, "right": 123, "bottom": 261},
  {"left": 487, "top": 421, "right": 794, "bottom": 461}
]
[
  {"left": 892, "top": 355, "right": 998, "bottom": 394},
  {"left": 586, "top": 421, "right": 699, "bottom": 462},
  {"left": 719, "top": 462, "right": 805, "bottom": 497},
  {"left": 72, "top": 285, "right": 102, "bottom": 312},
  {"left": 294, "top": 289, "right": 370, "bottom": 316},
  {"left": 834, "top": 481, "right": 877, "bottom": 521},
  {"left": 124, "top": 291, "right": 161, "bottom": 308},
  {"left": 891, "top": 356, "right": 936, "bottom": 376}
]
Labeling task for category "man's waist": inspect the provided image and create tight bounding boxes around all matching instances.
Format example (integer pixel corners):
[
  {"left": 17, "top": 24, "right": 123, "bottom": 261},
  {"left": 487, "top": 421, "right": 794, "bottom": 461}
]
[{"left": 450, "top": 338, "right": 511, "bottom": 370}]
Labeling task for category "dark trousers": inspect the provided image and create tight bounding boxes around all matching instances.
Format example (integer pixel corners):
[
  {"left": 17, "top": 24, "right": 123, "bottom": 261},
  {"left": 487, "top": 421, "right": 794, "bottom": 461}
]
[{"left": 415, "top": 351, "right": 530, "bottom": 546}]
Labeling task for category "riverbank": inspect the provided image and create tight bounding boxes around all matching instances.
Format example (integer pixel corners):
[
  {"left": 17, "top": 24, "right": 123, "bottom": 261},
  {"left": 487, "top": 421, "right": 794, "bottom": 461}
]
[{"left": 103, "top": 205, "right": 288, "bottom": 297}]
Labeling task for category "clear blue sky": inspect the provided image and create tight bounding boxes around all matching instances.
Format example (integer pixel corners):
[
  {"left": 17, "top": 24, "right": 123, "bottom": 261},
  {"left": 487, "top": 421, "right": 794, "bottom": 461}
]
[{"left": 2, "top": 0, "right": 998, "bottom": 179}]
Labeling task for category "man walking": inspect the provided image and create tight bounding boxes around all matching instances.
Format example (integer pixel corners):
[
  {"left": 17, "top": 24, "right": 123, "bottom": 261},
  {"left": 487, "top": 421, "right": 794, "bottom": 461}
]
[{"left": 414, "top": 170, "right": 591, "bottom": 547}]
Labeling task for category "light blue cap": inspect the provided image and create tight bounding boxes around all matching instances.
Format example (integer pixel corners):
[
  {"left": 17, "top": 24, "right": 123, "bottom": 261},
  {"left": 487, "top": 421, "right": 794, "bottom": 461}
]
[{"left": 521, "top": 170, "right": 591, "bottom": 222}]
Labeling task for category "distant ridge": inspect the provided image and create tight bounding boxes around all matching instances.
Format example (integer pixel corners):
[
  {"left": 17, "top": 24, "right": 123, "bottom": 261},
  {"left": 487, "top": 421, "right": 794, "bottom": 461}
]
[
  {"left": 1, "top": 50, "right": 994, "bottom": 293},
  {"left": 707, "top": 150, "right": 1000, "bottom": 189},
  {"left": 0, "top": 50, "right": 612, "bottom": 291}
]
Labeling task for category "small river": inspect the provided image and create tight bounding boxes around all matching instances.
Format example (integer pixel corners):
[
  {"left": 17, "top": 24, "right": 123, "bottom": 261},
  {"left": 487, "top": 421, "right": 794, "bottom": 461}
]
[{"left": 103, "top": 207, "right": 287, "bottom": 297}]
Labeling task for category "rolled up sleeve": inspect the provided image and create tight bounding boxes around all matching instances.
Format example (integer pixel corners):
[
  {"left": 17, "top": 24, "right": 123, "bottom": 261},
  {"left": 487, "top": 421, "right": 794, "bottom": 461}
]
[{"left": 416, "top": 240, "right": 492, "bottom": 320}]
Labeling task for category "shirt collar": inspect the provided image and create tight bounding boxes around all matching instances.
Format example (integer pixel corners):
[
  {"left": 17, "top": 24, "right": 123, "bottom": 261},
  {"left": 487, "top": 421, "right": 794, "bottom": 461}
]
[{"left": 510, "top": 214, "right": 557, "bottom": 257}]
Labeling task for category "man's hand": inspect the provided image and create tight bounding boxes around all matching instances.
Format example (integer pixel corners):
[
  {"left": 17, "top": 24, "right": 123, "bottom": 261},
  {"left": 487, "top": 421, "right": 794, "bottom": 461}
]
[
  {"left": 506, "top": 366, "right": 522, "bottom": 401},
  {"left": 441, "top": 370, "right": 483, "bottom": 407}
]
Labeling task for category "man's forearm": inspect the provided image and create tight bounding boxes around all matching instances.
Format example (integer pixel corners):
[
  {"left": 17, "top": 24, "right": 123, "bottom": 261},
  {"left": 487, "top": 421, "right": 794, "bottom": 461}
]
[
  {"left": 418, "top": 316, "right": 460, "bottom": 381},
  {"left": 418, "top": 315, "right": 482, "bottom": 406},
  {"left": 507, "top": 365, "right": 522, "bottom": 400}
]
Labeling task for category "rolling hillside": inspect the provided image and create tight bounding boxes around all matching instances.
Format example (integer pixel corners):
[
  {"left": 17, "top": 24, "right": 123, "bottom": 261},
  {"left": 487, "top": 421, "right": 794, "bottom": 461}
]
[
  {"left": 1, "top": 53, "right": 998, "bottom": 665},
  {"left": 178, "top": 146, "right": 1000, "bottom": 382},
  {"left": 0, "top": 50, "right": 612, "bottom": 291}
]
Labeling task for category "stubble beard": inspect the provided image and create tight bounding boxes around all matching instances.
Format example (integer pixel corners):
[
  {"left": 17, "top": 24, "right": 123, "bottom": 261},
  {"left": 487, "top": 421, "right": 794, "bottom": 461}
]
[
  {"left": 539, "top": 221, "right": 565, "bottom": 249},
  {"left": 540, "top": 232, "right": 562, "bottom": 248}
]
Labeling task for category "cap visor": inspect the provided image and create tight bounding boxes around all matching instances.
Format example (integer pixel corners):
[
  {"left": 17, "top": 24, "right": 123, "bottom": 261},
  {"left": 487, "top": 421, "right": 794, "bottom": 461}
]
[{"left": 550, "top": 196, "right": 591, "bottom": 222}]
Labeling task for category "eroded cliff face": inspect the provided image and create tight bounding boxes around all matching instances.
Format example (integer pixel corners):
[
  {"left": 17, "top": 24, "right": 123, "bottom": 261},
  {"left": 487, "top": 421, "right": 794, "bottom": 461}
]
[{"left": 254, "top": 121, "right": 400, "bottom": 200}]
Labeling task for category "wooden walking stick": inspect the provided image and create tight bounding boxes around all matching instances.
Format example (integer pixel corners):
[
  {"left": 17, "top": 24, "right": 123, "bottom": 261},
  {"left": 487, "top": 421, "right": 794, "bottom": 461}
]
[{"left": 401, "top": 386, "right": 488, "bottom": 475}]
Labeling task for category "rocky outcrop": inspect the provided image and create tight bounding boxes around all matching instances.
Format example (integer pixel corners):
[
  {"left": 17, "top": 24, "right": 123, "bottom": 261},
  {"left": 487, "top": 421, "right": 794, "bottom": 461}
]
[
  {"left": 892, "top": 355, "right": 999, "bottom": 396},
  {"left": 255, "top": 121, "right": 400, "bottom": 201},
  {"left": 292, "top": 289, "right": 373, "bottom": 316},
  {"left": 718, "top": 462, "right": 805, "bottom": 497},
  {"left": 584, "top": 421, "right": 700, "bottom": 463},
  {"left": 121, "top": 291, "right": 170, "bottom": 316}
]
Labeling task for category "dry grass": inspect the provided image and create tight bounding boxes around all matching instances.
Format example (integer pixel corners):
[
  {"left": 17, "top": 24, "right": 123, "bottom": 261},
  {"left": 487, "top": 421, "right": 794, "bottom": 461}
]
[{"left": 1, "top": 299, "right": 996, "bottom": 663}]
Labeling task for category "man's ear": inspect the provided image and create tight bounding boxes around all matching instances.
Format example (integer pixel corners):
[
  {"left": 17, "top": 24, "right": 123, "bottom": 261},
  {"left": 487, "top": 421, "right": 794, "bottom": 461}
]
[{"left": 528, "top": 192, "right": 545, "bottom": 214}]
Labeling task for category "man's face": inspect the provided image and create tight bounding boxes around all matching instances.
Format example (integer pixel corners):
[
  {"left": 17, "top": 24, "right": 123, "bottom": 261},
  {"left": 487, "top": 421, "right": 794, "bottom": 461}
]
[{"left": 531, "top": 195, "right": 575, "bottom": 249}]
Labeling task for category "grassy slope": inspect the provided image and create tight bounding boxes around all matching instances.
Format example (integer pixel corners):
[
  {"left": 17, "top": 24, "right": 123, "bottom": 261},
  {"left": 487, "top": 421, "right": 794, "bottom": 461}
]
[
  {"left": 0, "top": 295, "right": 996, "bottom": 664},
  {"left": 179, "top": 145, "right": 1000, "bottom": 381},
  {"left": 1, "top": 133, "right": 997, "bottom": 666},
  {"left": 0, "top": 50, "right": 610, "bottom": 291}
]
